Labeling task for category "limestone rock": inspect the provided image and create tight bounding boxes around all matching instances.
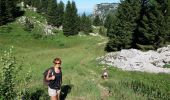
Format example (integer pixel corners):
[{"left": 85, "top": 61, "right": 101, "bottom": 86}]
[{"left": 97, "top": 45, "right": 170, "bottom": 73}]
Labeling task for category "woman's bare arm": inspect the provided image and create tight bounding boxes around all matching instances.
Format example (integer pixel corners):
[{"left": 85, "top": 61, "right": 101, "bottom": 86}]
[{"left": 46, "top": 70, "right": 55, "bottom": 81}]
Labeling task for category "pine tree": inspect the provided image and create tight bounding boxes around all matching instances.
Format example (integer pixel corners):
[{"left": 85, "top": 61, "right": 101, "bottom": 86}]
[
  {"left": 0, "top": 0, "right": 6, "bottom": 25},
  {"left": 24, "top": 0, "right": 32, "bottom": 6},
  {"left": 166, "top": 0, "right": 170, "bottom": 42},
  {"left": 63, "top": 1, "right": 78, "bottom": 36},
  {"left": 93, "top": 15, "right": 102, "bottom": 26},
  {"left": 104, "top": 14, "right": 113, "bottom": 29},
  {"left": 63, "top": 1, "right": 72, "bottom": 36},
  {"left": 77, "top": 15, "right": 81, "bottom": 31},
  {"left": 0, "top": 0, "right": 19, "bottom": 25},
  {"left": 57, "top": 1, "right": 64, "bottom": 27},
  {"left": 37, "top": 0, "right": 48, "bottom": 14},
  {"left": 70, "top": 1, "right": 78, "bottom": 35},
  {"left": 46, "top": 0, "right": 58, "bottom": 26},
  {"left": 160, "top": 0, "right": 170, "bottom": 42},
  {"left": 5, "top": 0, "right": 15, "bottom": 22},
  {"left": 136, "top": 0, "right": 167, "bottom": 49},
  {"left": 80, "top": 12, "right": 92, "bottom": 34},
  {"left": 80, "top": 13, "right": 86, "bottom": 31},
  {"left": 84, "top": 15, "right": 92, "bottom": 34},
  {"left": 106, "top": 0, "right": 141, "bottom": 51},
  {"left": 104, "top": 14, "right": 116, "bottom": 37}
]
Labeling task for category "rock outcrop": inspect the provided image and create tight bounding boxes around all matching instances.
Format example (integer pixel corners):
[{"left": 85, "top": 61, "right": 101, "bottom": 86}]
[
  {"left": 97, "top": 45, "right": 170, "bottom": 73},
  {"left": 18, "top": 16, "right": 55, "bottom": 35},
  {"left": 93, "top": 3, "right": 119, "bottom": 19}
]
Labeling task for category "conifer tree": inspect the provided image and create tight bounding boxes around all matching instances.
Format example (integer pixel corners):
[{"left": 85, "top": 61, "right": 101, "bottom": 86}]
[
  {"left": 136, "top": 0, "right": 167, "bottom": 49},
  {"left": 37, "top": 0, "right": 48, "bottom": 14},
  {"left": 80, "top": 12, "right": 92, "bottom": 34},
  {"left": 93, "top": 15, "right": 102, "bottom": 26},
  {"left": 57, "top": 1, "right": 64, "bottom": 27},
  {"left": 166, "top": 0, "right": 170, "bottom": 42},
  {"left": 63, "top": 1, "right": 78, "bottom": 36},
  {"left": 46, "top": 0, "right": 58, "bottom": 26},
  {"left": 106, "top": 0, "right": 141, "bottom": 51},
  {"left": 63, "top": 1, "right": 72, "bottom": 36},
  {"left": 70, "top": 1, "right": 78, "bottom": 35},
  {"left": 0, "top": 0, "right": 19, "bottom": 25},
  {"left": 0, "top": 0, "right": 6, "bottom": 25},
  {"left": 104, "top": 14, "right": 114, "bottom": 29},
  {"left": 160, "top": 0, "right": 170, "bottom": 42}
]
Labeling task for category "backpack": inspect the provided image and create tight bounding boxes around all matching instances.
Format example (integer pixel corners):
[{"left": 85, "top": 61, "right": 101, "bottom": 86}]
[{"left": 43, "top": 67, "right": 53, "bottom": 86}]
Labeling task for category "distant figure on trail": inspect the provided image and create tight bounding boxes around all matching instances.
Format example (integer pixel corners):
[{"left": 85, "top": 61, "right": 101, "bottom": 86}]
[
  {"left": 101, "top": 67, "right": 108, "bottom": 79},
  {"left": 46, "top": 58, "right": 62, "bottom": 100}
]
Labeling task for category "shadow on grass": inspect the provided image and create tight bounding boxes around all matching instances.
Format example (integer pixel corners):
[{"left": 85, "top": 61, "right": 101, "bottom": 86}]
[
  {"left": 22, "top": 84, "right": 73, "bottom": 100},
  {"left": 30, "top": 89, "right": 48, "bottom": 100},
  {"left": 22, "top": 88, "right": 48, "bottom": 100},
  {"left": 60, "top": 84, "right": 73, "bottom": 100}
]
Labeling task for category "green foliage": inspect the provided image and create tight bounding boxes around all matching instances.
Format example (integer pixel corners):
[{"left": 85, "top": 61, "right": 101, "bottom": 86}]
[
  {"left": 46, "top": 0, "right": 58, "bottom": 26},
  {"left": 70, "top": 1, "right": 79, "bottom": 35},
  {"left": 136, "top": 0, "right": 167, "bottom": 49},
  {"left": 106, "top": 0, "right": 170, "bottom": 51},
  {"left": 104, "top": 14, "right": 115, "bottom": 30},
  {"left": 163, "top": 64, "right": 170, "bottom": 68},
  {"left": 136, "top": 44, "right": 155, "bottom": 51},
  {"left": 79, "top": 13, "right": 92, "bottom": 34},
  {"left": 0, "top": 0, "right": 22, "bottom": 25},
  {"left": 24, "top": 18, "right": 34, "bottom": 32},
  {"left": 57, "top": 1, "right": 65, "bottom": 27},
  {"left": 0, "top": 47, "right": 32, "bottom": 100},
  {"left": 63, "top": 1, "right": 72, "bottom": 36},
  {"left": 93, "top": 15, "right": 102, "bottom": 26},
  {"left": 106, "top": 0, "right": 141, "bottom": 51},
  {"left": 36, "top": 0, "right": 48, "bottom": 13},
  {"left": 0, "top": 26, "right": 12, "bottom": 34},
  {"left": 63, "top": 1, "right": 79, "bottom": 36},
  {"left": 46, "top": 0, "right": 65, "bottom": 27},
  {"left": 0, "top": 47, "right": 17, "bottom": 99},
  {"left": 99, "top": 26, "right": 107, "bottom": 36}
]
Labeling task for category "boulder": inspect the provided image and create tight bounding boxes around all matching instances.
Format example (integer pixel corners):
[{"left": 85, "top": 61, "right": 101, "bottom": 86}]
[{"left": 97, "top": 45, "right": 170, "bottom": 73}]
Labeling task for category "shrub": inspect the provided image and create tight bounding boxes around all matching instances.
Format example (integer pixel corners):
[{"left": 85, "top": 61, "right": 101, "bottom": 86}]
[
  {"left": 99, "top": 26, "right": 107, "bottom": 36},
  {"left": 0, "top": 46, "right": 32, "bottom": 100},
  {"left": 24, "top": 18, "right": 34, "bottom": 32},
  {"left": 136, "top": 44, "right": 155, "bottom": 51},
  {"left": 163, "top": 64, "right": 170, "bottom": 68}
]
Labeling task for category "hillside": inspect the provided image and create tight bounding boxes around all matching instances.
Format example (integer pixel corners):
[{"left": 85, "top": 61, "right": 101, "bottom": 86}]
[{"left": 0, "top": 10, "right": 170, "bottom": 100}]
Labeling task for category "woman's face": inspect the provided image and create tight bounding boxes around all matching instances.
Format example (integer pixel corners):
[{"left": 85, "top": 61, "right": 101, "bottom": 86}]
[{"left": 55, "top": 60, "right": 61, "bottom": 67}]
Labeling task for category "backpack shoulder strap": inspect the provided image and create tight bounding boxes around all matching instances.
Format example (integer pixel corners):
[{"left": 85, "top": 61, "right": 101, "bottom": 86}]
[{"left": 49, "top": 67, "right": 55, "bottom": 75}]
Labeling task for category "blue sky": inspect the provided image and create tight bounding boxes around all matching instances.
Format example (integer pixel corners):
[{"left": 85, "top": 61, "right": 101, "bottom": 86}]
[{"left": 59, "top": 0, "right": 120, "bottom": 14}]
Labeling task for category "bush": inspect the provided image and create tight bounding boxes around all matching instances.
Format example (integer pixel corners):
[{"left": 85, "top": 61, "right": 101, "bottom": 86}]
[
  {"left": 163, "top": 64, "right": 170, "bottom": 68},
  {"left": 98, "top": 26, "right": 107, "bottom": 36},
  {"left": 24, "top": 18, "right": 34, "bottom": 32},
  {"left": 136, "top": 44, "right": 155, "bottom": 51},
  {"left": 0, "top": 26, "right": 12, "bottom": 34},
  {"left": 0, "top": 47, "right": 32, "bottom": 100}
]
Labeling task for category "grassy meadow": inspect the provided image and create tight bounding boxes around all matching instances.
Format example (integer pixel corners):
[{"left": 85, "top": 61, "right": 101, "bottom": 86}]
[{"left": 0, "top": 10, "right": 170, "bottom": 100}]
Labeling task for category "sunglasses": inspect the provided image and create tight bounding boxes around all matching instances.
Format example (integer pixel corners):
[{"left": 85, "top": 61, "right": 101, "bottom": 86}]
[{"left": 55, "top": 63, "right": 61, "bottom": 64}]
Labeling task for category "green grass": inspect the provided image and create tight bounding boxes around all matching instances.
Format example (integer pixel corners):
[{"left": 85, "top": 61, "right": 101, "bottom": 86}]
[{"left": 0, "top": 11, "right": 170, "bottom": 99}]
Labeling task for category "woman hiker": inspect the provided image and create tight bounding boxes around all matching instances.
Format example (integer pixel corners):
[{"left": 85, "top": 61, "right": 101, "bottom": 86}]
[{"left": 46, "top": 58, "right": 62, "bottom": 100}]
